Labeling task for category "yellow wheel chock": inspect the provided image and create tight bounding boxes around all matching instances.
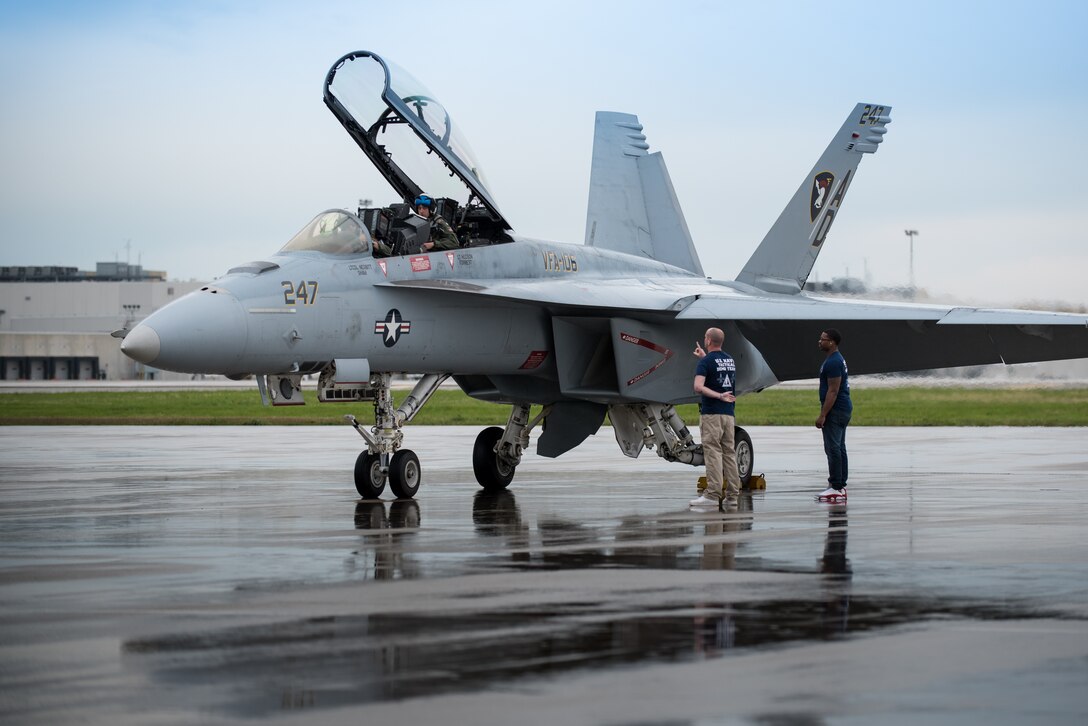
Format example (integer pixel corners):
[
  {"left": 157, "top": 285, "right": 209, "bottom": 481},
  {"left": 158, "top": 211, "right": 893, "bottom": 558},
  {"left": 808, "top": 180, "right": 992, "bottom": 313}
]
[{"left": 697, "top": 472, "right": 766, "bottom": 492}]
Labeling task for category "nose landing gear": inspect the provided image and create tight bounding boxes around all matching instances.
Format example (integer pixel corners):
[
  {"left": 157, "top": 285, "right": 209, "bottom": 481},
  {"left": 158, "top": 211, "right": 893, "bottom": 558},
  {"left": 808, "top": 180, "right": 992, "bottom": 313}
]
[{"left": 345, "top": 372, "right": 447, "bottom": 499}]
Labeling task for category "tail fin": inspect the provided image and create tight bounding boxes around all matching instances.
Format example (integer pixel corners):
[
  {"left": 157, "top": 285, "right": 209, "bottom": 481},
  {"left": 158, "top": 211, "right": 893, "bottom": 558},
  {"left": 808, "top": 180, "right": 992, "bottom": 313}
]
[
  {"left": 736, "top": 103, "right": 892, "bottom": 294},
  {"left": 584, "top": 112, "right": 703, "bottom": 275}
]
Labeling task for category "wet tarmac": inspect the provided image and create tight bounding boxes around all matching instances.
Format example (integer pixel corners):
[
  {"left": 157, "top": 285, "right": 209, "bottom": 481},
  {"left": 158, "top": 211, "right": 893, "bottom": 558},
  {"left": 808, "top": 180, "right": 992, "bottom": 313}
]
[{"left": 1, "top": 425, "right": 1087, "bottom": 724}]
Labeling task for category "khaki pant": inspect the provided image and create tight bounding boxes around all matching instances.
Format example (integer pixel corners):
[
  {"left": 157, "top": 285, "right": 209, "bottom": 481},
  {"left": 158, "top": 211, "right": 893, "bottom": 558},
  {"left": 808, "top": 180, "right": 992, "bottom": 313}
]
[{"left": 700, "top": 414, "right": 741, "bottom": 501}]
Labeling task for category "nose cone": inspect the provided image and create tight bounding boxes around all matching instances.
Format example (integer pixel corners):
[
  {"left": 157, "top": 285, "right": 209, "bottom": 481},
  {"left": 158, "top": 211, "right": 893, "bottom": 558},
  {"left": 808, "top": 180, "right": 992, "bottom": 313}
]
[
  {"left": 121, "top": 286, "right": 249, "bottom": 374},
  {"left": 120, "top": 324, "right": 161, "bottom": 364}
]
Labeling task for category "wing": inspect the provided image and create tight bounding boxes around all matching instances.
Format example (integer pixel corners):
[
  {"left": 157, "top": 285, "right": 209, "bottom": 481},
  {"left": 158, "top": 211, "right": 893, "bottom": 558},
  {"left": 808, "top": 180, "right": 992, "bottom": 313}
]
[
  {"left": 679, "top": 293, "right": 1088, "bottom": 382},
  {"left": 384, "top": 276, "right": 1088, "bottom": 390},
  {"left": 583, "top": 112, "right": 704, "bottom": 275}
]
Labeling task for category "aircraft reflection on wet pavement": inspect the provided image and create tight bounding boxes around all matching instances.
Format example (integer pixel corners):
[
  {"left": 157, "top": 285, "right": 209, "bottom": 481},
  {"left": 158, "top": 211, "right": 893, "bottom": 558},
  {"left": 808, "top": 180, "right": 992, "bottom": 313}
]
[
  {"left": 472, "top": 490, "right": 758, "bottom": 572},
  {"left": 121, "top": 493, "right": 1067, "bottom": 718},
  {"left": 349, "top": 499, "right": 421, "bottom": 580},
  {"left": 349, "top": 492, "right": 851, "bottom": 578}
]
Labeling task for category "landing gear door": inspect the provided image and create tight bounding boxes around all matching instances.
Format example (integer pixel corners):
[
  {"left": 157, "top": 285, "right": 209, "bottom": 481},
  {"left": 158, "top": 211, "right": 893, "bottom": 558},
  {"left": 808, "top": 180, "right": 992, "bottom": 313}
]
[{"left": 267, "top": 374, "right": 305, "bottom": 406}]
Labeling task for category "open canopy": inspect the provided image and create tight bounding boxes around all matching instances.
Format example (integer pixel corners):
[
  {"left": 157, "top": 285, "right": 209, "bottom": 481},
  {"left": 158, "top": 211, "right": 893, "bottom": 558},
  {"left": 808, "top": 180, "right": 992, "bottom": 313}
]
[{"left": 323, "top": 51, "right": 510, "bottom": 230}]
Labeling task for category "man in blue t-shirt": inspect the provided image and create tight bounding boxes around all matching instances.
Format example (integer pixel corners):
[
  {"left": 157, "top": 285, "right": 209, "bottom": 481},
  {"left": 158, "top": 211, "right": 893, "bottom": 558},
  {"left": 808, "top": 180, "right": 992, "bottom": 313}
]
[
  {"left": 816, "top": 328, "right": 852, "bottom": 500},
  {"left": 690, "top": 327, "right": 742, "bottom": 509}
]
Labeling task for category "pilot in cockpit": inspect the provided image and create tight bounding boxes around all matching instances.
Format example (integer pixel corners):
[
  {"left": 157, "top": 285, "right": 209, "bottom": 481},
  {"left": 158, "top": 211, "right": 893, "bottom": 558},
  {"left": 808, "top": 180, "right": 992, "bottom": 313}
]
[
  {"left": 370, "top": 194, "right": 460, "bottom": 258},
  {"left": 414, "top": 195, "right": 460, "bottom": 251}
]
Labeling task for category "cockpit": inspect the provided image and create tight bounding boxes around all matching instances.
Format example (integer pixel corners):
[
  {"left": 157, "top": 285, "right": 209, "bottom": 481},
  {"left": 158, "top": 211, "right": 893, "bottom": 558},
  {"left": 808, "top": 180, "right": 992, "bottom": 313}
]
[
  {"left": 276, "top": 204, "right": 462, "bottom": 259},
  {"left": 323, "top": 51, "right": 514, "bottom": 252},
  {"left": 279, "top": 210, "right": 371, "bottom": 256}
]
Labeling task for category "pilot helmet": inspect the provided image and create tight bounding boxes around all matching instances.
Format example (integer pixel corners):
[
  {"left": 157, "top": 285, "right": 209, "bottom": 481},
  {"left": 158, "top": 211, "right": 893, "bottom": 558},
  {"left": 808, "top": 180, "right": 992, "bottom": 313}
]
[{"left": 414, "top": 195, "right": 434, "bottom": 209}]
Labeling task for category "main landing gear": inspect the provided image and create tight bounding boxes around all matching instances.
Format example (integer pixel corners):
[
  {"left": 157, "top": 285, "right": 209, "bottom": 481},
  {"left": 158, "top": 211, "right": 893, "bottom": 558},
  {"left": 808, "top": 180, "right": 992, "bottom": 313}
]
[
  {"left": 344, "top": 373, "right": 446, "bottom": 499},
  {"left": 471, "top": 403, "right": 548, "bottom": 491},
  {"left": 342, "top": 379, "right": 754, "bottom": 498},
  {"left": 342, "top": 370, "right": 542, "bottom": 498},
  {"left": 609, "top": 403, "right": 754, "bottom": 485}
]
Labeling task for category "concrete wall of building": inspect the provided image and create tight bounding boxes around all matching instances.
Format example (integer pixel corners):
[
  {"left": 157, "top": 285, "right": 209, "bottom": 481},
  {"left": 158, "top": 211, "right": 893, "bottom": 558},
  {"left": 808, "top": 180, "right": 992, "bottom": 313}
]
[
  {"left": 0, "top": 280, "right": 205, "bottom": 333},
  {"left": 0, "top": 332, "right": 126, "bottom": 379},
  {"left": 0, "top": 280, "right": 206, "bottom": 380}
]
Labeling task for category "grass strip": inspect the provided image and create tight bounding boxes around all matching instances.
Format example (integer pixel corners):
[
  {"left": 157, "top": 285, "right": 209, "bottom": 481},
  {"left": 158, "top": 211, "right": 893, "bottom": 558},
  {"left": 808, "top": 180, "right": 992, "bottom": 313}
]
[{"left": 1, "top": 387, "right": 1086, "bottom": 426}]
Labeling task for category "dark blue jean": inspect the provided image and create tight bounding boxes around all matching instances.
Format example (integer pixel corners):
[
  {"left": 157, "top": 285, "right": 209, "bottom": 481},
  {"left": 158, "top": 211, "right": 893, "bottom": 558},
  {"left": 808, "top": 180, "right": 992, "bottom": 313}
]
[{"left": 822, "top": 408, "right": 851, "bottom": 487}]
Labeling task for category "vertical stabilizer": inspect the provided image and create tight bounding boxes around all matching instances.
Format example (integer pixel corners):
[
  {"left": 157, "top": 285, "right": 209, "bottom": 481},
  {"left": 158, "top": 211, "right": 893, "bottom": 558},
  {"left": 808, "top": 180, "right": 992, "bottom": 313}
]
[
  {"left": 736, "top": 103, "right": 891, "bottom": 294},
  {"left": 585, "top": 112, "right": 703, "bottom": 275}
]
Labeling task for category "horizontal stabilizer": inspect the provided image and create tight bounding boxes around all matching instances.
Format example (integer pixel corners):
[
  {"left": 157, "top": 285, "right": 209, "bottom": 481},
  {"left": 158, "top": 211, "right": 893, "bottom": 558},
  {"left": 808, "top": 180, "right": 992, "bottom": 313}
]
[
  {"left": 585, "top": 112, "right": 703, "bottom": 275},
  {"left": 737, "top": 103, "right": 891, "bottom": 294}
]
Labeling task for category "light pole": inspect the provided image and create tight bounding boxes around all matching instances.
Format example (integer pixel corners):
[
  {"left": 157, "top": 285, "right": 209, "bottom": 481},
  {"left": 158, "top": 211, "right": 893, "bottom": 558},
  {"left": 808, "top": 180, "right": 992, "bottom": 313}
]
[{"left": 904, "top": 229, "right": 919, "bottom": 291}]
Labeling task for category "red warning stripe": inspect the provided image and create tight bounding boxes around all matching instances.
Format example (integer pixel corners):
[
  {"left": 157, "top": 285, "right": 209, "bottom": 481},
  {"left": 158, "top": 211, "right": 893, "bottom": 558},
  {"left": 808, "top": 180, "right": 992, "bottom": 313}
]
[{"left": 620, "top": 332, "right": 674, "bottom": 386}]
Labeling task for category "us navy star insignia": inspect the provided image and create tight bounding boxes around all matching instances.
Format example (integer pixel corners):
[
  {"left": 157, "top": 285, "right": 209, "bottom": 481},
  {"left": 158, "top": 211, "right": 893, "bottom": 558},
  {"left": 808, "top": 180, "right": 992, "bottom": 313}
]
[{"left": 374, "top": 308, "right": 411, "bottom": 347}]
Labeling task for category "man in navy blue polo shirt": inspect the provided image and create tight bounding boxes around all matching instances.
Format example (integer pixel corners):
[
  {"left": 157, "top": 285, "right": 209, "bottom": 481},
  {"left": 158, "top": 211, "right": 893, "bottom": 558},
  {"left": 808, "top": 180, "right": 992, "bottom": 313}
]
[
  {"left": 690, "top": 327, "right": 741, "bottom": 509},
  {"left": 816, "top": 328, "right": 852, "bottom": 501}
]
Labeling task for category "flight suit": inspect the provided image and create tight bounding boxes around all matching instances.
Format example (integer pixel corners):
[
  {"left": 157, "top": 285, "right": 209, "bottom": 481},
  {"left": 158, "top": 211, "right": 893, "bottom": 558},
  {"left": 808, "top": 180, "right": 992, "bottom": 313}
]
[{"left": 428, "top": 214, "right": 460, "bottom": 251}]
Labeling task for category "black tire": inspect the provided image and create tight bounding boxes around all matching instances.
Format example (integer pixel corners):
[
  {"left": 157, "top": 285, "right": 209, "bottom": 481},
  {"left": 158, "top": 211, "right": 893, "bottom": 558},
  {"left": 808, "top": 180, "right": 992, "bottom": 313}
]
[
  {"left": 472, "top": 426, "right": 516, "bottom": 491},
  {"left": 354, "top": 451, "right": 386, "bottom": 499},
  {"left": 388, "top": 449, "right": 422, "bottom": 499},
  {"left": 734, "top": 426, "right": 754, "bottom": 486}
]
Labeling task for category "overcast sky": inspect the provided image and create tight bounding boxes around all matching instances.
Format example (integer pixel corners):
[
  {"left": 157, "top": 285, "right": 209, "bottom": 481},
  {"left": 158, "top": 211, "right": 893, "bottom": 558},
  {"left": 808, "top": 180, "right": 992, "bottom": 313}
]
[{"left": 2, "top": 0, "right": 1085, "bottom": 307}]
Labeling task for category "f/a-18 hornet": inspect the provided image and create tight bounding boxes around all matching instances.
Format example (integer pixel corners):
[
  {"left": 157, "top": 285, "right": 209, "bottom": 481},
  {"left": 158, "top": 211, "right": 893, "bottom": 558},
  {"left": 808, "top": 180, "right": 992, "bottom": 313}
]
[{"left": 121, "top": 50, "right": 1088, "bottom": 499}]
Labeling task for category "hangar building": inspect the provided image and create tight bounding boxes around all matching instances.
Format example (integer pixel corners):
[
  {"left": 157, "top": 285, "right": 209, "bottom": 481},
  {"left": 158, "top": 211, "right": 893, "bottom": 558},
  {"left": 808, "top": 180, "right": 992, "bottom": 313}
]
[{"left": 0, "top": 263, "right": 205, "bottom": 380}]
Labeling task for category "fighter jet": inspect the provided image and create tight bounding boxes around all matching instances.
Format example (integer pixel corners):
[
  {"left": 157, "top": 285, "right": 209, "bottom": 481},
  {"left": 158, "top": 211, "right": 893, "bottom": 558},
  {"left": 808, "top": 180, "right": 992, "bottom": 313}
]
[{"left": 120, "top": 50, "right": 1088, "bottom": 500}]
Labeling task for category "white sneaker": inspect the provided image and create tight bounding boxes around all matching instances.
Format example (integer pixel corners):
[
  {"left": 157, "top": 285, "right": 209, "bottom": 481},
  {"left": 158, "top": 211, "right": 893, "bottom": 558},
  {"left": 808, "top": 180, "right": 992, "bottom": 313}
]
[
  {"left": 815, "top": 487, "right": 847, "bottom": 501},
  {"left": 689, "top": 495, "right": 720, "bottom": 508}
]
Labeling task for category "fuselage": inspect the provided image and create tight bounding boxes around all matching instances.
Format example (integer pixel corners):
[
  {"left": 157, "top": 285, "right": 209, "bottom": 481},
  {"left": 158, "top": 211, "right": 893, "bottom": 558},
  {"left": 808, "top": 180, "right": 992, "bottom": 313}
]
[{"left": 122, "top": 230, "right": 717, "bottom": 381}]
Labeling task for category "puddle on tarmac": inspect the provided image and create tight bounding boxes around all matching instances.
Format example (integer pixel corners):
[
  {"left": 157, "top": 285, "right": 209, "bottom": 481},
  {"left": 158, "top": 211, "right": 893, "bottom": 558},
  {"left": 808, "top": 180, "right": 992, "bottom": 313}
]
[
  {"left": 118, "top": 492, "right": 1081, "bottom": 716},
  {"left": 123, "top": 596, "right": 1071, "bottom": 717}
]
